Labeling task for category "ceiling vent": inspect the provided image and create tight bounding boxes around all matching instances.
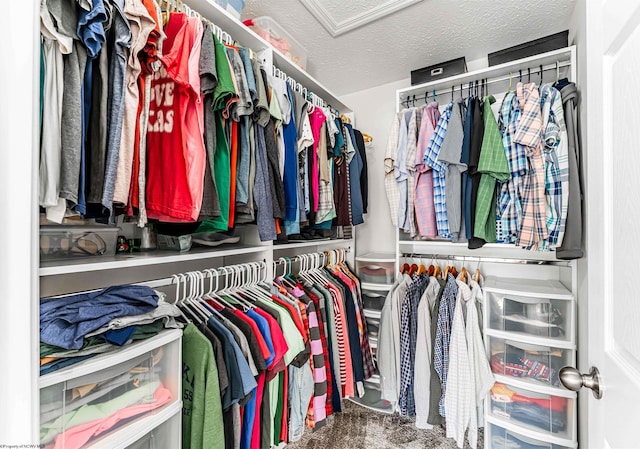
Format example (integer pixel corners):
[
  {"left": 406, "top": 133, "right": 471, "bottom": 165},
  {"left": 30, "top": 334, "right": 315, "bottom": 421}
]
[{"left": 299, "top": 0, "right": 424, "bottom": 37}]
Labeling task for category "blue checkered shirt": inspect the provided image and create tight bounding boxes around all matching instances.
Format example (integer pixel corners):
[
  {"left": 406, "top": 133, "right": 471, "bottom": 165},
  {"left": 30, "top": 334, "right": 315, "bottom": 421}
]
[
  {"left": 433, "top": 274, "right": 459, "bottom": 417},
  {"left": 423, "top": 101, "right": 454, "bottom": 239},
  {"left": 497, "top": 92, "right": 527, "bottom": 243},
  {"left": 398, "top": 273, "right": 430, "bottom": 417}
]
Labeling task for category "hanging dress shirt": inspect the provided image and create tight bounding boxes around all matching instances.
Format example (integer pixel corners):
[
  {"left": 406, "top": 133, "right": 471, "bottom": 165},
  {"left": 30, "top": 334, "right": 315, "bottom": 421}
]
[
  {"left": 414, "top": 102, "right": 441, "bottom": 238},
  {"left": 423, "top": 101, "right": 454, "bottom": 238},
  {"left": 385, "top": 112, "right": 402, "bottom": 227},
  {"left": 515, "top": 82, "right": 548, "bottom": 250}
]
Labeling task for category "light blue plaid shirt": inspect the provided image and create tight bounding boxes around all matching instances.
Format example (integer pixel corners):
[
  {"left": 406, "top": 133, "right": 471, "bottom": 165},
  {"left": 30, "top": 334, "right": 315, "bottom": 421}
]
[
  {"left": 423, "top": 101, "right": 454, "bottom": 239},
  {"left": 497, "top": 92, "right": 527, "bottom": 243}
]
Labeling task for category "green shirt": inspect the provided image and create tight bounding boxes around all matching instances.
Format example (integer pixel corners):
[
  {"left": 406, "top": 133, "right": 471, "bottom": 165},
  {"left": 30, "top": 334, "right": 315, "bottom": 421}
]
[
  {"left": 182, "top": 323, "right": 224, "bottom": 449},
  {"left": 474, "top": 96, "right": 510, "bottom": 242}
]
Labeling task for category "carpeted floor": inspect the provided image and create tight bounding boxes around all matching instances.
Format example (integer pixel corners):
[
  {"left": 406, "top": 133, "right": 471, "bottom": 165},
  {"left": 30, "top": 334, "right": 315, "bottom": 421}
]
[{"left": 286, "top": 400, "right": 483, "bottom": 449}]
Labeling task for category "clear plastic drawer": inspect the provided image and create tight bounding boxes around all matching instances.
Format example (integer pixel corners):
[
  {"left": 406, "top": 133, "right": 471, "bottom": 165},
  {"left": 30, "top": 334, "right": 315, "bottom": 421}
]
[
  {"left": 487, "top": 423, "right": 574, "bottom": 449},
  {"left": 40, "top": 331, "right": 181, "bottom": 449},
  {"left": 487, "top": 291, "right": 573, "bottom": 344},
  {"left": 487, "top": 336, "right": 574, "bottom": 389},
  {"left": 489, "top": 382, "right": 575, "bottom": 440},
  {"left": 362, "top": 290, "right": 386, "bottom": 310}
]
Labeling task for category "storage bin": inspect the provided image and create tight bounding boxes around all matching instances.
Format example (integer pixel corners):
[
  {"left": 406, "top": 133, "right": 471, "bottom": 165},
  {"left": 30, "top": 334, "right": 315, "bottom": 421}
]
[
  {"left": 357, "top": 262, "right": 395, "bottom": 284},
  {"left": 40, "top": 224, "right": 120, "bottom": 261},
  {"left": 489, "top": 383, "right": 575, "bottom": 440},
  {"left": 487, "top": 423, "right": 574, "bottom": 449},
  {"left": 243, "top": 16, "right": 307, "bottom": 70},
  {"left": 410, "top": 57, "right": 467, "bottom": 85},
  {"left": 487, "top": 336, "right": 574, "bottom": 388},
  {"left": 40, "top": 331, "right": 181, "bottom": 449},
  {"left": 484, "top": 277, "right": 574, "bottom": 345},
  {"left": 362, "top": 290, "right": 386, "bottom": 310},
  {"left": 226, "top": 0, "right": 245, "bottom": 20}
]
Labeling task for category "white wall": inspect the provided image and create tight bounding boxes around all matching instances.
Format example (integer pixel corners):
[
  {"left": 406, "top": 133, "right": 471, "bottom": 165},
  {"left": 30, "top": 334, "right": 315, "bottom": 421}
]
[{"left": 342, "top": 78, "right": 410, "bottom": 256}]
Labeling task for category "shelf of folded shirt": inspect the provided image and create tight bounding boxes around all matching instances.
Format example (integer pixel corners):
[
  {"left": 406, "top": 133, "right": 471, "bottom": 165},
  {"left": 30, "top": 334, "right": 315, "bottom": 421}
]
[
  {"left": 484, "top": 277, "right": 575, "bottom": 348},
  {"left": 397, "top": 238, "right": 566, "bottom": 262},
  {"left": 40, "top": 329, "right": 182, "bottom": 449},
  {"left": 486, "top": 380, "right": 577, "bottom": 447},
  {"left": 39, "top": 244, "right": 271, "bottom": 276},
  {"left": 486, "top": 422, "right": 576, "bottom": 449},
  {"left": 182, "top": 0, "right": 350, "bottom": 113}
]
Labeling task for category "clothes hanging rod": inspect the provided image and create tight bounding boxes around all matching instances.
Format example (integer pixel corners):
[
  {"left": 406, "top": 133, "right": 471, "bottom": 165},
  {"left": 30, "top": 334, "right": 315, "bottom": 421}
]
[
  {"left": 399, "top": 60, "right": 572, "bottom": 106},
  {"left": 401, "top": 253, "right": 572, "bottom": 267}
]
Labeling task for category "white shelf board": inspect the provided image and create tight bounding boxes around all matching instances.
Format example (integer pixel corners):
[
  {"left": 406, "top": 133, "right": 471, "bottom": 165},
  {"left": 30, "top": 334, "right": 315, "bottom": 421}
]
[
  {"left": 361, "top": 282, "right": 394, "bottom": 291},
  {"left": 272, "top": 238, "right": 353, "bottom": 251},
  {"left": 40, "top": 245, "right": 270, "bottom": 276},
  {"left": 40, "top": 329, "right": 183, "bottom": 388},
  {"left": 182, "top": 0, "right": 350, "bottom": 112},
  {"left": 398, "top": 46, "right": 576, "bottom": 98},
  {"left": 492, "top": 373, "right": 576, "bottom": 399},
  {"left": 485, "top": 414, "right": 577, "bottom": 448},
  {"left": 356, "top": 252, "right": 396, "bottom": 263},
  {"left": 85, "top": 399, "right": 182, "bottom": 449},
  {"left": 485, "top": 329, "right": 575, "bottom": 351},
  {"left": 398, "top": 239, "right": 563, "bottom": 262},
  {"left": 484, "top": 277, "right": 574, "bottom": 300}
]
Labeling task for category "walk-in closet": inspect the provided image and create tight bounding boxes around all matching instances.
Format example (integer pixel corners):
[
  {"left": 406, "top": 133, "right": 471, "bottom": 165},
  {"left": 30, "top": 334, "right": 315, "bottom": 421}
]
[{"left": 0, "top": 0, "right": 637, "bottom": 448}]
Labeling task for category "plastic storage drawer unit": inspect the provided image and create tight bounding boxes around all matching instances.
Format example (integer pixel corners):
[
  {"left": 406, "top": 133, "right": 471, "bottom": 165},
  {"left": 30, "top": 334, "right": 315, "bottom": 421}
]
[
  {"left": 40, "top": 224, "right": 120, "bottom": 261},
  {"left": 489, "top": 382, "right": 575, "bottom": 440},
  {"left": 487, "top": 336, "right": 574, "bottom": 388},
  {"left": 485, "top": 278, "right": 574, "bottom": 345},
  {"left": 357, "top": 262, "right": 395, "bottom": 284},
  {"left": 362, "top": 290, "right": 386, "bottom": 310},
  {"left": 39, "top": 330, "right": 181, "bottom": 449},
  {"left": 487, "top": 423, "right": 575, "bottom": 449}
]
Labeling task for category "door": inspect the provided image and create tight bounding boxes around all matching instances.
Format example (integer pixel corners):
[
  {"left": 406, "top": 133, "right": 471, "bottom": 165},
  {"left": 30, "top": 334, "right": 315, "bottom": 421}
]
[{"left": 583, "top": 0, "right": 640, "bottom": 447}]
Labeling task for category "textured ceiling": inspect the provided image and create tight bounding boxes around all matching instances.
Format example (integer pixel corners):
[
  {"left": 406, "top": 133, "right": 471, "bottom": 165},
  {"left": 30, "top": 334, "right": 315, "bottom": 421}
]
[
  {"left": 299, "top": 0, "right": 424, "bottom": 36},
  {"left": 242, "top": 0, "right": 577, "bottom": 97}
]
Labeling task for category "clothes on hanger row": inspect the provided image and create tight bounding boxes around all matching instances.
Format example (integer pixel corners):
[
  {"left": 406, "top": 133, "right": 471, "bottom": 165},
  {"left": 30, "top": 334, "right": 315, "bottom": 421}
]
[
  {"left": 39, "top": 0, "right": 369, "bottom": 241},
  {"left": 378, "top": 261, "right": 493, "bottom": 449},
  {"left": 39, "top": 285, "right": 183, "bottom": 449},
  {"left": 178, "top": 257, "right": 375, "bottom": 449},
  {"left": 385, "top": 78, "right": 583, "bottom": 258}
]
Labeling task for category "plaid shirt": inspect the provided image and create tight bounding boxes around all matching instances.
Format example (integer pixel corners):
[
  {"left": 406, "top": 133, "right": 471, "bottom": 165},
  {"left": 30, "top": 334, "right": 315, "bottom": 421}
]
[
  {"left": 515, "top": 83, "right": 548, "bottom": 250},
  {"left": 539, "top": 84, "right": 569, "bottom": 249},
  {"left": 385, "top": 112, "right": 403, "bottom": 227},
  {"left": 497, "top": 92, "right": 527, "bottom": 243},
  {"left": 414, "top": 102, "right": 441, "bottom": 238},
  {"left": 434, "top": 274, "right": 458, "bottom": 417},
  {"left": 475, "top": 96, "right": 510, "bottom": 242},
  {"left": 399, "top": 274, "right": 430, "bottom": 417},
  {"left": 423, "top": 101, "right": 454, "bottom": 238}
]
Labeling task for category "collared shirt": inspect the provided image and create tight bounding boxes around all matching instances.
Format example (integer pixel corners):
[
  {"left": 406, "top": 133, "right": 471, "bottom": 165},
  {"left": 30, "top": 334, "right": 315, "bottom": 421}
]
[
  {"left": 423, "top": 101, "right": 454, "bottom": 238},
  {"left": 433, "top": 274, "right": 458, "bottom": 417},
  {"left": 406, "top": 108, "right": 421, "bottom": 235},
  {"left": 385, "top": 112, "right": 402, "bottom": 227},
  {"left": 515, "top": 82, "right": 548, "bottom": 250},
  {"left": 414, "top": 276, "right": 441, "bottom": 429},
  {"left": 414, "top": 102, "right": 441, "bottom": 238},
  {"left": 395, "top": 109, "right": 416, "bottom": 231},
  {"left": 399, "top": 273, "right": 430, "bottom": 417},
  {"left": 497, "top": 92, "right": 527, "bottom": 243},
  {"left": 539, "top": 83, "right": 569, "bottom": 249},
  {"left": 474, "top": 95, "right": 510, "bottom": 242}
]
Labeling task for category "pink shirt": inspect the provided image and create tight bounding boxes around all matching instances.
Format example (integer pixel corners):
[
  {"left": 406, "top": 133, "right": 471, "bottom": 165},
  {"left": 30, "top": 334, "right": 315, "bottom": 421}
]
[
  {"left": 327, "top": 283, "right": 354, "bottom": 398},
  {"left": 46, "top": 386, "right": 173, "bottom": 449},
  {"left": 414, "top": 102, "right": 441, "bottom": 238},
  {"left": 309, "top": 108, "right": 326, "bottom": 212}
]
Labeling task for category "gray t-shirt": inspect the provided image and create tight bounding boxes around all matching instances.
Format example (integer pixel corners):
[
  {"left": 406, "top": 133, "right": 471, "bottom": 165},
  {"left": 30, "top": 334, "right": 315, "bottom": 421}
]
[{"left": 101, "top": 0, "right": 131, "bottom": 215}]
